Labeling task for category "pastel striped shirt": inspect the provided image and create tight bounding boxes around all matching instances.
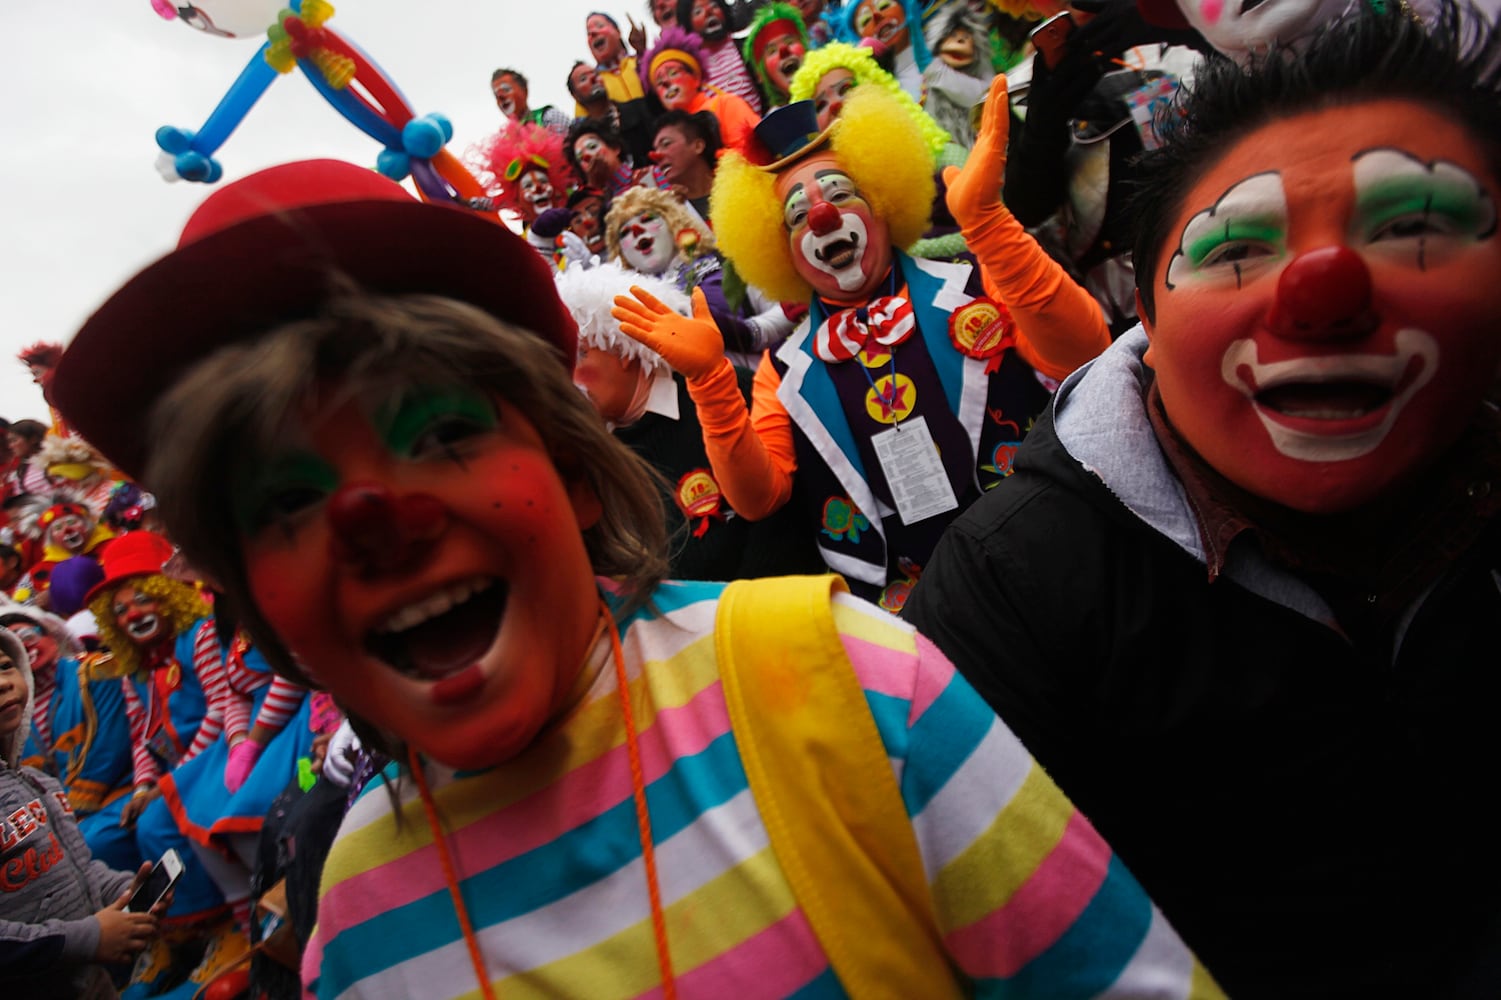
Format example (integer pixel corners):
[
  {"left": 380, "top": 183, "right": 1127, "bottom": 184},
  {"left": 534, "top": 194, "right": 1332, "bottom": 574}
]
[{"left": 305, "top": 581, "right": 1217, "bottom": 999}]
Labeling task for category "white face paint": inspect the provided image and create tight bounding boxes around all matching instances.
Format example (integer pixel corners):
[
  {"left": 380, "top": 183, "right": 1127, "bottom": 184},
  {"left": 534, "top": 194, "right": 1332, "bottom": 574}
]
[
  {"left": 799, "top": 214, "right": 873, "bottom": 292},
  {"left": 519, "top": 170, "right": 555, "bottom": 213},
  {"left": 1165, "top": 171, "right": 1288, "bottom": 291},
  {"left": 618, "top": 212, "right": 676, "bottom": 275},
  {"left": 1219, "top": 327, "right": 1439, "bottom": 461},
  {"left": 1171, "top": 0, "right": 1355, "bottom": 63}
]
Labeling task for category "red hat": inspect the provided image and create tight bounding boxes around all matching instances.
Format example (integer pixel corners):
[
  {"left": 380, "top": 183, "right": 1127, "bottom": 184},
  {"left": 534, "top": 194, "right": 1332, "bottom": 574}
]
[
  {"left": 52, "top": 159, "right": 578, "bottom": 482},
  {"left": 85, "top": 530, "right": 176, "bottom": 604}
]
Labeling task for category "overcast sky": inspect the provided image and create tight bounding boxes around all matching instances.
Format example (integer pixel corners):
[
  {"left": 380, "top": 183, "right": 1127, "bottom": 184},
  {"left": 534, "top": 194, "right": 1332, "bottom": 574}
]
[{"left": 0, "top": 0, "right": 632, "bottom": 422}]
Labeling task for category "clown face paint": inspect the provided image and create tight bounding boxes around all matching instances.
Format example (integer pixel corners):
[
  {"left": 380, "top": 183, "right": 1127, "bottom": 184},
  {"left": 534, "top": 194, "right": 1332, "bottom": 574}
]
[
  {"left": 777, "top": 151, "right": 893, "bottom": 302},
  {"left": 617, "top": 211, "right": 677, "bottom": 275},
  {"left": 1145, "top": 100, "right": 1501, "bottom": 513},
  {"left": 47, "top": 514, "right": 90, "bottom": 555},
  {"left": 4, "top": 624, "right": 57, "bottom": 674},
  {"left": 112, "top": 583, "right": 169, "bottom": 648},
  {"left": 812, "top": 69, "right": 858, "bottom": 130},
  {"left": 853, "top": 0, "right": 910, "bottom": 53},
  {"left": 569, "top": 195, "right": 607, "bottom": 254},
  {"left": 518, "top": 169, "right": 556, "bottom": 220},
  {"left": 652, "top": 60, "right": 701, "bottom": 112},
  {"left": 573, "top": 134, "right": 618, "bottom": 183},
  {"left": 760, "top": 31, "right": 808, "bottom": 100},
  {"left": 235, "top": 388, "right": 604, "bottom": 770},
  {"left": 1170, "top": 0, "right": 1352, "bottom": 63},
  {"left": 569, "top": 63, "right": 607, "bottom": 105},
  {"left": 653, "top": 0, "right": 678, "bottom": 26},
  {"left": 690, "top": 0, "right": 729, "bottom": 42},
  {"left": 492, "top": 73, "right": 527, "bottom": 119},
  {"left": 586, "top": 14, "right": 625, "bottom": 64}
]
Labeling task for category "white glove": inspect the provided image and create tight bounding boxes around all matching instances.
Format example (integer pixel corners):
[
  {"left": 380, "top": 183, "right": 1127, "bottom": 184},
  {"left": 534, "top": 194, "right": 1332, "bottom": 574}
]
[{"left": 321, "top": 719, "right": 362, "bottom": 788}]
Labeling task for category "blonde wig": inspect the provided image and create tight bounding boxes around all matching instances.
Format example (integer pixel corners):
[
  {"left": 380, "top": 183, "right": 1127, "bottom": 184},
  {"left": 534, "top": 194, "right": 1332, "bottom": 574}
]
[
  {"left": 603, "top": 186, "right": 716, "bottom": 267},
  {"left": 710, "top": 84, "right": 938, "bottom": 303}
]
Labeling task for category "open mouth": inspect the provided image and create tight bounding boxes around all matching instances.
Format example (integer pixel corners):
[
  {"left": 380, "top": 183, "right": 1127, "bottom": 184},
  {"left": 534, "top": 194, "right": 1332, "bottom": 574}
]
[
  {"left": 1240, "top": 0, "right": 1270, "bottom": 12},
  {"left": 877, "top": 21, "right": 901, "bottom": 42},
  {"left": 1253, "top": 381, "right": 1396, "bottom": 420},
  {"left": 591, "top": 35, "right": 607, "bottom": 52},
  {"left": 528, "top": 194, "right": 554, "bottom": 210},
  {"left": 815, "top": 234, "right": 861, "bottom": 269},
  {"left": 365, "top": 577, "right": 508, "bottom": 688},
  {"left": 127, "top": 616, "right": 160, "bottom": 641},
  {"left": 779, "top": 55, "right": 802, "bottom": 77},
  {"left": 500, "top": 98, "right": 516, "bottom": 115},
  {"left": 662, "top": 85, "right": 682, "bottom": 102},
  {"left": 635, "top": 236, "right": 656, "bottom": 257}
]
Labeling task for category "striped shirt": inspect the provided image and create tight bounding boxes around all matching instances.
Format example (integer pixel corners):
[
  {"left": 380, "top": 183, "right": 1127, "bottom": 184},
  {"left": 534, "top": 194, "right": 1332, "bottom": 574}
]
[
  {"left": 702, "top": 38, "right": 764, "bottom": 115},
  {"left": 305, "top": 581, "right": 1216, "bottom": 999},
  {"left": 122, "top": 619, "right": 225, "bottom": 786}
]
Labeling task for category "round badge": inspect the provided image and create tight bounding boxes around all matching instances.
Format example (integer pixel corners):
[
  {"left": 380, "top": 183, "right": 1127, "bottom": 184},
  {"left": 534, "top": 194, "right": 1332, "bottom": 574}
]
[
  {"left": 949, "top": 297, "right": 1016, "bottom": 372},
  {"left": 865, "top": 373, "right": 916, "bottom": 424},
  {"left": 675, "top": 469, "right": 725, "bottom": 537}
]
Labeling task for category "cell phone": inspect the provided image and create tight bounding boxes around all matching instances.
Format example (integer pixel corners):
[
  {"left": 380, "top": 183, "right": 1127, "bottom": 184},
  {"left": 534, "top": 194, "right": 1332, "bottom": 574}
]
[
  {"left": 1029, "top": 11, "right": 1076, "bottom": 70},
  {"left": 127, "top": 849, "right": 184, "bottom": 913}
]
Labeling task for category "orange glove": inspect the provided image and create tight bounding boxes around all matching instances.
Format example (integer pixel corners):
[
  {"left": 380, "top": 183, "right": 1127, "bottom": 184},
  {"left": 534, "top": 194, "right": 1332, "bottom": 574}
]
[
  {"left": 611, "top": 285, "right": 729, "bottom": 382},
  {"left": 944, "top": 74, "right": 1012, "bottom": 229}
]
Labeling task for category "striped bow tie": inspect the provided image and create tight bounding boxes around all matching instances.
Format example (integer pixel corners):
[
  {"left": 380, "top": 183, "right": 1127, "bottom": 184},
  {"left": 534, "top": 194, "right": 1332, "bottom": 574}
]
[{"left": 813, "top": 296, "right": 916, "bottom": 363}]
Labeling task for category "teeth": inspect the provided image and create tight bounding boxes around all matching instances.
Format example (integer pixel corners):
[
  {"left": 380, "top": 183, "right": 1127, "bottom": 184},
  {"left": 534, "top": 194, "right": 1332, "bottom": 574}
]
[
  {"left": 128, "top": 616, "right": 158, "bottom": 637},
  {"left": 378, "top": 577, "right": 491, "bottom": 634}
]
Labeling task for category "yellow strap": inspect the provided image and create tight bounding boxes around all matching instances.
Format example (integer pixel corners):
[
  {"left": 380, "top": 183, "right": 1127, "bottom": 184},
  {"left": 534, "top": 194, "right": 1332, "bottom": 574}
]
[{"left": 716, "top": 576, "right": 964, "bottom": 998}]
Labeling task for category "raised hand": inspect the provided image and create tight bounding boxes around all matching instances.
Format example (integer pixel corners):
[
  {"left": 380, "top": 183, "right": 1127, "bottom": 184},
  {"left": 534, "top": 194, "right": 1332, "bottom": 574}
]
[
  {"left": 627, "top": 13, "right": 647, "bottom": 55},
  {"left": 611, "top": 285, "right": 726, "bottom": 381},
  {"left": 944, "top": 74, "right": 1012, "bottom": 227}
]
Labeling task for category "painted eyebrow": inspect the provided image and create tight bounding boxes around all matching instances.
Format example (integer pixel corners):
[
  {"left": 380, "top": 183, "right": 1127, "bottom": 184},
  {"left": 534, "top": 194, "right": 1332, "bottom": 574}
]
[{"left": 783, "top": 182, "right": 808, "bottom": 202}]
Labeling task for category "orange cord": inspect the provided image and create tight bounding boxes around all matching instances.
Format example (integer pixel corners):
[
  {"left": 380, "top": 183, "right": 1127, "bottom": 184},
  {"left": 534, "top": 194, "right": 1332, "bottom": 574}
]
[
  {"left": 409, "top": 601, "right": 676, "bottom": 1000},
  {"left": 603, "top": 598, "right": 678, "bottom": 1000},
  {"left": 410, "top": 745, "right": 499, "bottom": 1000}
]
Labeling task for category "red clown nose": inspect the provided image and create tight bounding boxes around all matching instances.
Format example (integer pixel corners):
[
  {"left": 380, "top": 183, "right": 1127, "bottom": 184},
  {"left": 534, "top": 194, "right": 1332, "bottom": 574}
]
[
  {"left": 1270, "top": 246, "right": 1378, "bottom": 339},
  {"left": 807, "top": 201, "right": 843, "bottom": 237},
  {"left": 328, "top": 482, "right": 448, "bottom": 578}
]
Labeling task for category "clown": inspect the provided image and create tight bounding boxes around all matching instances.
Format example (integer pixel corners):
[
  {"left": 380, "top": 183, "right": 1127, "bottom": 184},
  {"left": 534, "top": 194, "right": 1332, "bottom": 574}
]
[
  {"left": 606, "top": 186, "right": 795, "bottom": 366},
  {"left": 0, "top": 599, "right": 139, "bottom": 871},
  {"left": 37, "top": 434, "right": 117, "bottom": 516},
  {"left": 10, "top": 496, "right": 113, "bottom": 602},
  {"left": 742, "top": 2, "right": 813, "bottom": 108},
  {"left": 466, "top": 123, "right": 573, "bottom": 232},
  {"left": 566, "top": 117, "right": 645, "bottom": 199},
  {"left": 640, "top": 27, "right": 762, "bottom": 154},
  {"left": 489, "top": 67, "right": 570, "bottom": 135},
  {"left": 906, "top": 7, "right": 1501, "bottom": 995},
  {"left": 558, "top": 262, "right": 823, "bottom": 580},
  {"left": 567, "top": 186, "right": 609, "bottom": 257},
  {"left": 840, "top": 0, "right": 930, "bottom": 99},
  {"left": 52, "top": 155, "right": 1217, "bottom": 1000},
  {"left": 675, "top": 0, "right": 766, "bottom": 111},
  {"left": 614, "top": 85, "right": 1108, "bottom": 609}
]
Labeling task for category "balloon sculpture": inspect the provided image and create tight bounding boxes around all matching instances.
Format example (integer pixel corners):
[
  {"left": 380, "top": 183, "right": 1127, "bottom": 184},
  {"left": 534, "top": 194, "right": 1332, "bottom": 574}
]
[{"left": 149, "top": 0, "right": 489, "bottom": 207}]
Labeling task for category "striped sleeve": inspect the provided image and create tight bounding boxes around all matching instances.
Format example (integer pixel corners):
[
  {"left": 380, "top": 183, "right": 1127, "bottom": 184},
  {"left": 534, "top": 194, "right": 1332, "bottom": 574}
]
[
  {"left": 833, "top": 594, "right": 1222, "bottom": 1000},
  {"left": 253, "top": 677, "right": 306, "bottom": 732},
  {"left": 183, "top": 622, "right": 230, "bottom": 760},
  {"left": 121, "top": 679, "right": 158, "bottom": 788}
]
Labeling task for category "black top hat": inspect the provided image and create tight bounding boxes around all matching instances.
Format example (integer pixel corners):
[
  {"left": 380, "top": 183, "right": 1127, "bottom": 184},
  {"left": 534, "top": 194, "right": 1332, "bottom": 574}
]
[{"left": 753, "top": 101, "right": 836, "bottom": 172}]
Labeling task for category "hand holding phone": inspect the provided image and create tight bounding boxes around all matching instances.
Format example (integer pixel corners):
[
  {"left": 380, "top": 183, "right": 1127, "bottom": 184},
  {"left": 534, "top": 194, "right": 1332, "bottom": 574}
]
[
  {"left": 1030, "top": 11, "right": 1076, "bottom": 70},
  {"left": 126, "top": 849, "right": 184, "bottom": 914}
]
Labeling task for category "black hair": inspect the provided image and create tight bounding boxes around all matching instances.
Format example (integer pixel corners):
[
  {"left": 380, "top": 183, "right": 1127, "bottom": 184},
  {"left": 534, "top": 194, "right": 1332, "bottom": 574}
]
[
  {"left": 676, "top": 0, "right": 732, "bottom": 32},
  {"left": 1130, "top": 2, "right": 1501, "bottom": 322},
  {"left": 490, "top": 67, "right": 527, "bottom": 89},
  {"left": 653, "top": 109, "right": 722, "bottom": 169},
  {"left": 7, "top": 420, "right": 46, "bottom": 445},
  {"left": 566, "top": 60, "right": 594, "bottom": 101},
  {"left": 565, "top": 117, "right": 627, "bottom": 176},
  {"left": 588, "top": 10, "right": 621, "bottom": 30}
]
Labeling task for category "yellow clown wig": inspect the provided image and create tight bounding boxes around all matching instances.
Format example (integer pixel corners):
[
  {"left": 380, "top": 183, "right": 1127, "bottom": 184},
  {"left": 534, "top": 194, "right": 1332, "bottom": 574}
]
[
  {"left": 711, "top": 84, "right": 937, "bottom": 304},
  {"left": 89, "top": 574, "right": 211, "bottom": 678},
  {"left": 787, "top": 43, "right": 951, "bottom": 160},
  {"left": 603, "top": 186, "right": 716, "bottom": 267}
]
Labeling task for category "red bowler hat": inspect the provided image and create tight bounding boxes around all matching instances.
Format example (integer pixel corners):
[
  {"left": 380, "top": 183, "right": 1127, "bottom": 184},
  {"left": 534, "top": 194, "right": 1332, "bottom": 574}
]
[
  {"left": 85, "top": 530, "right": 177, "bottom": 605},
  {"left": 52, "top": 159, "right": 578, "bottom": 482}
]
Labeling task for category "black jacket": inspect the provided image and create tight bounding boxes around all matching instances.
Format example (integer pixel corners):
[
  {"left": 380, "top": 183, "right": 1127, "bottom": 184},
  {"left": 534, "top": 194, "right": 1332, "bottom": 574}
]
[{"left": 904, "top": 330, "right": 1501, "bottom": 999}]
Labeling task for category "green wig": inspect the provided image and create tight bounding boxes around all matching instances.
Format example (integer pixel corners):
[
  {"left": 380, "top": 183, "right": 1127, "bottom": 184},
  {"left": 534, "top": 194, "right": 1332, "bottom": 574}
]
[{"left": 787, "top": 42, "right": 951, "bottom": 159}]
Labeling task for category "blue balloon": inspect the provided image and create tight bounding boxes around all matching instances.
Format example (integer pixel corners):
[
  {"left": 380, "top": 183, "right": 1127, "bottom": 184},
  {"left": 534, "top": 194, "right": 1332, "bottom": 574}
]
[
  {"left": 401, "top": 116, "right": 445, "bottom": 159},
  {"left": 175, "top": 151, "right": 216, "bottom": 182},
  {"left": 155, "top": 126, "right": 195, "bottom": 155},
  {"left": 192, "top": 46, "right": 280, "bottom": 153},
  {"left": 375, "top": 149, "right": 412, "bottom": 181}
]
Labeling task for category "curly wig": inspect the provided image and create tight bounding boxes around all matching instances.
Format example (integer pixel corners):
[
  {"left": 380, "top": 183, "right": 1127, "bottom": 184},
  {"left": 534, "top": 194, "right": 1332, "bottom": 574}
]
[
  {"left": 711, "top": 83, "right": 937, "bottom": 303},
  {"left": 788, "top": 42, "right": 951, "bottom": 158},
  {"left": 464, "top": 123, "right": 572, "bottom": 218},
  {"left": 554, "top": 262, "right": 686, "bottom": 373},
  {"left": 88, "top": 574, "right": 210, "bottom": 678},
  {"left": 604, "top": 186, "right": 716, "bottom": 266},
  {"left": 639, "top": 25, "right": 708, "bottom": 94}
]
